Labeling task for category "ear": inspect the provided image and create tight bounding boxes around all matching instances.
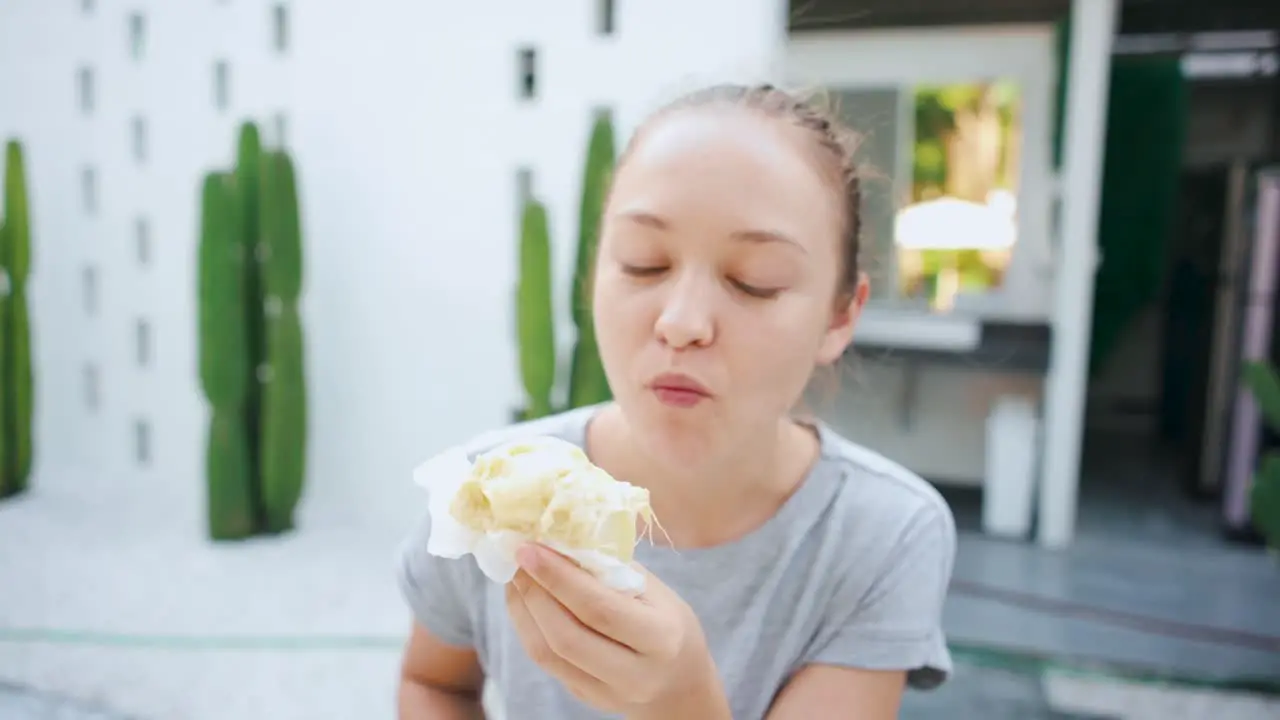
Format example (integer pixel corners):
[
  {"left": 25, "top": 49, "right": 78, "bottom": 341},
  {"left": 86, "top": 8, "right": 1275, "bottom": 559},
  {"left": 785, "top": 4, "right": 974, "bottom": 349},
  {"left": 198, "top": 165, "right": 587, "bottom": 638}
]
[{"left": 816, "top": 274, "right": 869, "bottom": 366}]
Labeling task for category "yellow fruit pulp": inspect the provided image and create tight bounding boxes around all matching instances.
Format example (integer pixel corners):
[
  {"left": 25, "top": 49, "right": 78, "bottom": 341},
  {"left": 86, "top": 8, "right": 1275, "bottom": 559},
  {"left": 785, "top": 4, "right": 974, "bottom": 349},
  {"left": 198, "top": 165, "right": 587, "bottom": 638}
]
[{"left": 448, "top": 437, "right": 653, "bottom": 562}]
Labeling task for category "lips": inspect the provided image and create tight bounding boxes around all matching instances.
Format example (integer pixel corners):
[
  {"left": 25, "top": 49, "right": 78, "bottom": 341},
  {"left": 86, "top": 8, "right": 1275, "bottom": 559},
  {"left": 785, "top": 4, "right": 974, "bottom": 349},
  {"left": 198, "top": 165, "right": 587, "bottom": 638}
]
[
  {"left": 649, "top": 372, "right": 710, "bottom": 396},
  {"left": 648, "top": 372, "right": 711, "bottom": 408}
]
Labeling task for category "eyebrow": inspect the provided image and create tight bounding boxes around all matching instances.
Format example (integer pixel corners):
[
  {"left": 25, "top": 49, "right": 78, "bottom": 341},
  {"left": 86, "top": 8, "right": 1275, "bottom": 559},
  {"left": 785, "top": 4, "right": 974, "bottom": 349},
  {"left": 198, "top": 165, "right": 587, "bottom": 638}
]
[{"left": 616, "top": 209, "right": 807, "bottom": 253}]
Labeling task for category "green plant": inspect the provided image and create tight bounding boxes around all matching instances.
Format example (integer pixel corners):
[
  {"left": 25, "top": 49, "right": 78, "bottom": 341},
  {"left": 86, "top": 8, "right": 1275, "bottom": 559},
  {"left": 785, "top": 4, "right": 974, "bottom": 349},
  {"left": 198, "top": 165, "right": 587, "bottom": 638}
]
[
  {"left": 1240, "top": 361, "right": 1280, "bottom": 552},
  {"left": 517, "top": 199, "right": 556, "bottom": 420},
  {"left": 516, "top": 111, "right": 616, "bottom": 420},
  {"left": 198, "top": 122, "right": 308, "bottom": 539},
  {"left": 0, "top": 139, "right": 34, "bottom": 500}
]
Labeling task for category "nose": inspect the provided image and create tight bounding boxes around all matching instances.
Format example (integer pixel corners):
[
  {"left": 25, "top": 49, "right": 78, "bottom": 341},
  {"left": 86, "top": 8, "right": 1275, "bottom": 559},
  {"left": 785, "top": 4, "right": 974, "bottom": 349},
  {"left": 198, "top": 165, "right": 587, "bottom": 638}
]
[{"left": 654, "top": 272, "right": 715, "bottom": 349}]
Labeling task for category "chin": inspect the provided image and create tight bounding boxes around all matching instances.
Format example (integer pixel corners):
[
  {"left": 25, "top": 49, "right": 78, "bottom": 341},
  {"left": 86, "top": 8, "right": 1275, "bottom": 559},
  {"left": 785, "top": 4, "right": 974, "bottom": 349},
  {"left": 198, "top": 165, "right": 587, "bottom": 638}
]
[{"left": 625, "top": 393, "right": 727, "bottom": 467}]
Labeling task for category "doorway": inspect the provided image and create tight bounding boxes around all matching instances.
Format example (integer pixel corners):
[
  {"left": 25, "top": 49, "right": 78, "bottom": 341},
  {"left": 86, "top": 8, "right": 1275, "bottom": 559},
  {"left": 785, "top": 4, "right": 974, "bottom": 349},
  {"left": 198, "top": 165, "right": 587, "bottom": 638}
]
[{"left": 1082, "top": 63, "right": 1278, "bottom": 543}]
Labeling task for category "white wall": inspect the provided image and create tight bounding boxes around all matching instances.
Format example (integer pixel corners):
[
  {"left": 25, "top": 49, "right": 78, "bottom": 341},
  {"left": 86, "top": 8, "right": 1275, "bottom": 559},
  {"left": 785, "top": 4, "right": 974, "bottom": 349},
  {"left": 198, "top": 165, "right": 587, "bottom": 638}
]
[{"left": 0, "top": 0, "right": 789, "bottom": 535}]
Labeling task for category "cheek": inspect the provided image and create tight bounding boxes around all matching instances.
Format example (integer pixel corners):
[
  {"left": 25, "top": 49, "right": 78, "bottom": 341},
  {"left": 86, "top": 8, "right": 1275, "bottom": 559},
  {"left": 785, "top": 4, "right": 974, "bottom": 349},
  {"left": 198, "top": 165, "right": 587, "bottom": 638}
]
[
  {"left": 730, "top": 299, "right": 829, "bottom": 387},
  {"left": 591, "top": 270, "right": 649, "bottom": 352}
]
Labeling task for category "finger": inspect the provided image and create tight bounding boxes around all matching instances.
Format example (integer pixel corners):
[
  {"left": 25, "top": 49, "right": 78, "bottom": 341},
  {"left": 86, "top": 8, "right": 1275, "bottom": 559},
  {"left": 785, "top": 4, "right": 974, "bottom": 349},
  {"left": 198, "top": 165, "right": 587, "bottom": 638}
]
[
  {"left": 504, "top": 581, "right": 619, "bottom": 711},
  {"left": 513, "top": 570, "right": 638, "bottom": 686},
  {"left": 516, "top": 544, "right": 657, "bottom": 651}
]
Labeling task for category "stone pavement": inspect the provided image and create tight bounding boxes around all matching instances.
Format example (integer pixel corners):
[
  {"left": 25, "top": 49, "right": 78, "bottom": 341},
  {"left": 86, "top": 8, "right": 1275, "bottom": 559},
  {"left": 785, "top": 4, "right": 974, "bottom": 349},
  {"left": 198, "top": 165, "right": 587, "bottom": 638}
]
[{"left": 10, "top": 663, "right": 1273, "bottom": 720}]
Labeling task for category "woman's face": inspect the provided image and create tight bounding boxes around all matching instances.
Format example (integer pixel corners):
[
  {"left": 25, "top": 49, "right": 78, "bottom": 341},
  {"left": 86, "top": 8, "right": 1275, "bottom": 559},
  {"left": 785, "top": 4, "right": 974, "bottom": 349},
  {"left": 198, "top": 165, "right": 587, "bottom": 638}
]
[{"left": 592, "top": 107, "right": 864, "bottom": 463}]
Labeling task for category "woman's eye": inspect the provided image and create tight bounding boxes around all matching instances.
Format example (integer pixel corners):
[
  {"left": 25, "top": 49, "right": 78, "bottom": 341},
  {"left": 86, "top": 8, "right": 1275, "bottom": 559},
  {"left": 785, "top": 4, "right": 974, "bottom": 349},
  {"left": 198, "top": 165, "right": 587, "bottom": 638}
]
[
  {"left": 620, "top": 264, "right": 667, "bottom": 277},
  {"left": 731, "top": 279, "right": 782, "bottom": 299}
]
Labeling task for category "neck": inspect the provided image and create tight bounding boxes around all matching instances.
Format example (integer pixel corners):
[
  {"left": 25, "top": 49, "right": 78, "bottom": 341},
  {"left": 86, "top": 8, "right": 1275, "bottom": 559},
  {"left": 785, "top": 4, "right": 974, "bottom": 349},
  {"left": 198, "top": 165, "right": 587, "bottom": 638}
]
[{"left": 588, "top": 405, "right": 818, "bottom": 549}]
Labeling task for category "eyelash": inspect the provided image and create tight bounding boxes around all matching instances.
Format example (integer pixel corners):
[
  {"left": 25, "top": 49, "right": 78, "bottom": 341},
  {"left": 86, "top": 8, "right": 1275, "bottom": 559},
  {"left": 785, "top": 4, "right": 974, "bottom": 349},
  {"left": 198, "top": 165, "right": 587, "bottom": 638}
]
[{"left": 619, "top": 265, "right": 781, "bottom": 299}]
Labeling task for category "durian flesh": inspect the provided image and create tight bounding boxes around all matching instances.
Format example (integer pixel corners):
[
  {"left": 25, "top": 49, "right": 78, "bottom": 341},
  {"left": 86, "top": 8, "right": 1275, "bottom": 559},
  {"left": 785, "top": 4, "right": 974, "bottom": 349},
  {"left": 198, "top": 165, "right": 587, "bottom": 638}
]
[{"left": 449, "top": 436, "right": 652, "bottom": 563}]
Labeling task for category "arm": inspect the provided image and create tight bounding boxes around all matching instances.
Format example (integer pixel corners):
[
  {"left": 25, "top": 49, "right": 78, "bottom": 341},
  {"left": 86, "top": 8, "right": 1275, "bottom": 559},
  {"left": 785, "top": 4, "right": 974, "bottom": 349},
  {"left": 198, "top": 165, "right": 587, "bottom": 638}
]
[
  {"left": 768, "top": 503, "right": 956, "bottom": 719},
  {"left": 396, "top": 506, "right": 489, "bottom": 719},
  {"left": 398, "top": 622, "right": 487, "bottom": 720},
  {"left": 767, "top": 666, "right": 905, "bottom": 720}
]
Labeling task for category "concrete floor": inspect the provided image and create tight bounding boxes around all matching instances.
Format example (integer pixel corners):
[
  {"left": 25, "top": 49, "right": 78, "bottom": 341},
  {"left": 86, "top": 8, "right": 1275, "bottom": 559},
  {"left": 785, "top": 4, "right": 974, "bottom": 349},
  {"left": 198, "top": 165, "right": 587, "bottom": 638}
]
[{"left": 1, "top": 428, "right": 1277, "bottom": 719}]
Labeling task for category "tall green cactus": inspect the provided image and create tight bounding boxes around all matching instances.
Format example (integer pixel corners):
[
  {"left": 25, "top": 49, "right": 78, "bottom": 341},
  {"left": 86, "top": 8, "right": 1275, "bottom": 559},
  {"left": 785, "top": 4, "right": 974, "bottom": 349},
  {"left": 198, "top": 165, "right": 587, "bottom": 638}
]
[
  {"left": 515, "top": 111, "right": 617, "bottom": 420},
  {"left": 567, "top": 111, "right": 616, "bottom": 408},
  {"left": 258, "top": 150, "right": 308, "bottom": 532},
  {"left": 0, "top": 140, "right": 34, "bottom": 498},
  {"left": 235, "top": 122, "right": 267, "bottom": 528},
  {"left": 517, "top": 199, "right": 556, "bottom": 420},
  {"left": 198, "top": 172, "right": 255, "bottom": 539},
  {"left": 198, "top": 123, "right": 308, "bottom": 539}
]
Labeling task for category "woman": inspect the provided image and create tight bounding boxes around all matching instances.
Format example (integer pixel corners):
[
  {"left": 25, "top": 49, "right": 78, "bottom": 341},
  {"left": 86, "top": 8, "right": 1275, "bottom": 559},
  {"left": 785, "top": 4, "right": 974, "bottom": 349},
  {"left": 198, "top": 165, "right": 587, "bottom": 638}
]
[{"left": 396, "top": 84, "right": 957, "bottom": 719}]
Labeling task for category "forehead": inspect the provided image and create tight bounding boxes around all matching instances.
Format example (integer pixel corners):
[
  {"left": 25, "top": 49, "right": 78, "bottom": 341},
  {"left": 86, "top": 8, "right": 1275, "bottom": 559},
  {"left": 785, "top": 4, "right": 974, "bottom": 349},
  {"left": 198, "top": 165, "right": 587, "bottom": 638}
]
[{"left": 608, "top": 108, "right": 842, "bottom": 249}]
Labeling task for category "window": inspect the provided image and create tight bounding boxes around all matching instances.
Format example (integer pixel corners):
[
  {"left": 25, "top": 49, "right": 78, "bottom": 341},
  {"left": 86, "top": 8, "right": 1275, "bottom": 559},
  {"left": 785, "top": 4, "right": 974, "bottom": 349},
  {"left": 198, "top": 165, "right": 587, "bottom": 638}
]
[
  {"left": 272, "top": 3, "right": 289, "bottom": 53},
  {"left": 85, "top": 364, "right": 99, "bottom": 411},
  {"left": 132, "top": 116, "right": 148, "bottom": 164},
  {"left": 78, "top": 66, "right": 94, "bottom": 114},
  {"left": 136, "top": 318, "right": 151, "bottom": 367},
  {"left": 787, "top": 29, "right": 1054, "bottom": 321},
  {"left": 128, "top": 12, "right": 145, "bottom": 60},
  {"left": 83, "top": 266, "right": 98, "bottom": 315},
  {"left": 134, "top": 418, "right": 150, "bottom": 466},
  {"left": 596, "top": 0, "right": 616, "bottom": 36},
  {"left": 214, "top": 61, "right": 230, "bottom": 111},
  {"left": 517, "top": 47, "right": 537, "bottom": 100},
  {"left": 136, "top": 216, "right": 150, "bottom": 265},
  {"left": 82, "top": 166, "right": 97, "bottom": 214}
]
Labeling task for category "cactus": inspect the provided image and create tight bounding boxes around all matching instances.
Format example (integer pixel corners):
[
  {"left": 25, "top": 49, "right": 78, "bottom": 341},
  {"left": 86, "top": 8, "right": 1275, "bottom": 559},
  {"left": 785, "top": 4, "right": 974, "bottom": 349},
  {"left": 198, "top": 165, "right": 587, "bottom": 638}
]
[
  {"left": 234, "top": 123, "right": 268, "bottom": 528},
  {"left": 0, "top": 140, "right": 34, "bottom": 499},
  {"left": 517, "top": 199, "right": 556, "bottom": 420},
  {"left": 258, "top": 150, "right": 308, "bottom": 532},
  {"left": 1240, "top": 361, "right": 1280, "bottom": 553},
  {"left": 198, "top": 172, "right": 256, "bottom": 538},
  {"left": 514, "top": 111, "right": 616, "bottom": 419},
  {"left": 567, "top": 111, "right": 616, "bottom": 409},
  {"left": 198, "top": 124, "right": 308, "bottom": 539}
]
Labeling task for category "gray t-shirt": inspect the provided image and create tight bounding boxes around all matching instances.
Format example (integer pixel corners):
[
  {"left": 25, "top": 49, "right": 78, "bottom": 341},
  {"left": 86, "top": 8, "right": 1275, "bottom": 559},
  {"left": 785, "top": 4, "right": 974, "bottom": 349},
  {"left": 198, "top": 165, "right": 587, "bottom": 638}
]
[{"left": 397, "top": 405, "right": 956, "bottom": 719}]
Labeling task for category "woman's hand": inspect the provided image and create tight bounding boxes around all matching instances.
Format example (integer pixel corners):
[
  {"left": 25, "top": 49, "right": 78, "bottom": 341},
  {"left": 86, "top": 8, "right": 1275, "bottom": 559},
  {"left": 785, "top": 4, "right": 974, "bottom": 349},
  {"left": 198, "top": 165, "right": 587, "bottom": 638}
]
[{"left": 505, "top": 543, "right": 729, "bottom": 718}]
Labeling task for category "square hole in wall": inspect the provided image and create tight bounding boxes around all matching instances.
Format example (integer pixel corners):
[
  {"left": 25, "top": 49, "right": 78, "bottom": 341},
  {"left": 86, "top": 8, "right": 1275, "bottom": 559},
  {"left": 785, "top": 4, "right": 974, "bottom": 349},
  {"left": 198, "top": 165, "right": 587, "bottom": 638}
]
[
  {"left": 81, "top": 166, "right": 97, "bottom": 214},
  {"left": 135, "top": 318, "right": 151, "bottom": 367},
  {"left": 596, "top": 0, "right": 616, "bottom": 36},
  {"left": 84, "top": 363, "right": 99, "bottom": 412},
  {"left": 516, "top": 166, "right": 534, "bottom": 205},
  {"left": 77, "top": 66, "right": 94, "bottom": 114},
  {"left": 214, "top": 61, "right": 230, "bottom": 111},
  {"left": 516, "top": 47, "right": 537, "bottom": 100},
  {"left": 131, "top": 116, "right": 148, "bottom": 164},
  {"left": 83, "top": 266, "right": 98, "bottom": 315},
  {"left": 136, "top": 216, "right": 150, "bottom": 265},
  {"left": 128, "top": 12, "right": 145, "bottom": 59},
  {"left": 274, "top": 112, "right": 287, "bottom": 147},
  {"left": 134, "top": 418, "right": 150, "bottom": 466},
  {"left": 273, "top": 3, "right": 289, "bottom": 54}
]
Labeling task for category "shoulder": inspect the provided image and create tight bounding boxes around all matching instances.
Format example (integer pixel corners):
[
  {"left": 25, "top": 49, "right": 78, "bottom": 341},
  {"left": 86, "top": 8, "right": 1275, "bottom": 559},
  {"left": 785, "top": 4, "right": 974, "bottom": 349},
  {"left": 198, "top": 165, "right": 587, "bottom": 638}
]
[
  {"left": 793, "top": 423, "right": 957, "bottom": 688},
  {"left": 815, "top": 422, "right": 956, "bottom": 547}
]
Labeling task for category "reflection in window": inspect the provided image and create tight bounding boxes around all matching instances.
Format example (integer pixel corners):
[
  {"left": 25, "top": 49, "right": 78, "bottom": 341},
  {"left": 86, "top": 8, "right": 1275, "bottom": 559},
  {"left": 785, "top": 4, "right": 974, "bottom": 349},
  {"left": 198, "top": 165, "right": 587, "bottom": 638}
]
[
  {"left": 897, "top": 82, "right": 1022, "bottom": 312},
  {"left": 828, "top": 81, "right": 1023, "bottom": 313}
]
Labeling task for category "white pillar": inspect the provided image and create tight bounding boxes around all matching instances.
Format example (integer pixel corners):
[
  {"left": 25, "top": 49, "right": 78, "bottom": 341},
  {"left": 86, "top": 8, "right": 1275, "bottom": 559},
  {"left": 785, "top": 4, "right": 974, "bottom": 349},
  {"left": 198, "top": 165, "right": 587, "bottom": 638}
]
[{"left": 1037, "top": 0, "right": 1119, "bottom": 548}]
